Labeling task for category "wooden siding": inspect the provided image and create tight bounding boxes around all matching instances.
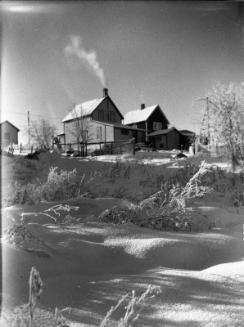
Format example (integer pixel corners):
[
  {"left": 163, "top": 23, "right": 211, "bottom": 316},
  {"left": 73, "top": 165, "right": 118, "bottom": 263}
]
[
  {"left": 92, "top": 97, "right": 122, "bottom": 124},
  {"left": 64, "top": 118, "right": 114, "bottom": 148},
  {"left": 126, "top": 122, "right": 146, "bottom": 130},
  {"left": 114, "top": 127, "right": 133, "bottom": 142},
  {"left": 150, "top": 129, "right": 181, "bottom": 150},
  {"left": 147, "top": 106, "right": 169, "bottom": 132},
  {"left": 114, "top": 127, "right": 145, "bottom": 143},
  {"left": 0, "top": 122, "right": 19, "bottom": 147},
  {"left": 167, "top": 129, "right": 181, "bottom": 149},
  {"left": 136, "top": 122, "right": 146, "bottom": 130}
]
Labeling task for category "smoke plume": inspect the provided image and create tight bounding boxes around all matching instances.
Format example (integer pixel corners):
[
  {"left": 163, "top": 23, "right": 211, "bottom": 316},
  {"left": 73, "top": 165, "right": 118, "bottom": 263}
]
[{"left": 64, "top": 35, "right": 106, "bottom": 86}]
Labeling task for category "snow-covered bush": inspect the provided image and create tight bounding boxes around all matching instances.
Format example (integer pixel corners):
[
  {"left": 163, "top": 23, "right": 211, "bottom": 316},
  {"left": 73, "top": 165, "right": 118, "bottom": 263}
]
[
  {"left": 7, "top": 167, "right": 86, "bottom": 204},
  {"left": 99, "top": 162, "right": 214, "bottom": 232},
  {"left": 41, "top": 167, "right": 84, "bottom": 201}
]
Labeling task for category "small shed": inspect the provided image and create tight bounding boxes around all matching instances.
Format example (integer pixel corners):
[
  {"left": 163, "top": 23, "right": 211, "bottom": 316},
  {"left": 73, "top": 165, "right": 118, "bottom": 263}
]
[
  {"left": 0, "top": 120, "right": 20, "bottom": 149},
  {"left": 148, "top": 127, "right": 181, "bottom": 150}
]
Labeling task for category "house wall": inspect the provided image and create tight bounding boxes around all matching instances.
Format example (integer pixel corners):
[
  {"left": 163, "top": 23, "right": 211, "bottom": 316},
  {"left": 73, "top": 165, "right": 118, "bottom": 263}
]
[
  {"left": 167, "top": 129, "right": 181, "bottom": 150},
  {"left": 152, "top": 135, "right": 167, "bottom": 149},
  {"left": 136, "top": 122, "right": 146, "bottom": 130},
  {"left": 92, "top": 97, "right": 122, "bottom": 124},
  {"left": 114, "top": 128, "right": 145, "bottom": 143},
  {"left": 136, "top": 130, "right": 145, "bottom": 143},
  {"left": 64, "top": 117, "right": 91, "bottom": 144},
  {"left": 114, "top": 127, "right": 133, "bottom": 142},
  {"left": 64, "top": 118, "right": 114, "bottom": 150},
  {"left": 0, "top": 122, "right": 18, "bottom": 147},
  {"left": 147, "top": 107, "right": 169, "bottom": 132},
  {"left": 127, "top": 122, "right": 146, "bottom": 130},
  {"left": 150, "top": 129, "right": 181, "bottom": 150}
]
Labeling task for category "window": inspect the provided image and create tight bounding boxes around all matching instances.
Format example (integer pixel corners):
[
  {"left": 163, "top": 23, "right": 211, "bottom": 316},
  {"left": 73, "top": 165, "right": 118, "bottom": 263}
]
[
  {"left": 153, "top": 122, "right": 162, "bottom": 131},
  {"left": 96, "top": 126, "right": 102, "bottom": 140},
  {"left": 121, "top": 129, "right": 129, "bottom": 135}
]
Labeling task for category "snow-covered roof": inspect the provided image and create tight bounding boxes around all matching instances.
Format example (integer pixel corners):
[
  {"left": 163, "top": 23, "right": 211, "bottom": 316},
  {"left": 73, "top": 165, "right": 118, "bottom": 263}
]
[
  {"left": 124, "top": 105, "right": 169, "bottom": 125},
  {"left": 62, "top": 97, "right": 105, "bottom": 122},
  {"left": 0, "top": 120, "right": 20, "bottom": 131},
  {"left": 148, "top": 127, "right": 179, "bottom": 137},
  {"left": 124, "top": 105, "right": 159, "bottom": 125},
  {"left": 180, "top": 129, "right": 195, "bottom": 135}
]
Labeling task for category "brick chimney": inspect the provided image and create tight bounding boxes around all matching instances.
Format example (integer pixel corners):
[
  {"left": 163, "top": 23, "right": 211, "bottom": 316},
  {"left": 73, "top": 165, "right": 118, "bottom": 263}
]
[
  {"left": 141, "top": 103, "right": 145, "bottom": 110},
  {"left": 103, "top": 88, "right": 108, "bottom": 97}
]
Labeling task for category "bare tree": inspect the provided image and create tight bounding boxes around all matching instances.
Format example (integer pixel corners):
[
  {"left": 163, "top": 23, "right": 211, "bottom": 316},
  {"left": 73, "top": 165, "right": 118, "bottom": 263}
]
[
  {"left": 69, "top": 113, "right": 93, "bottom": 156},
  {"left": 29, "top": 119, "right": 57, "bottom": 150},
  {"left": 207, "top": 82, "right": 244, "bottom": 170}
]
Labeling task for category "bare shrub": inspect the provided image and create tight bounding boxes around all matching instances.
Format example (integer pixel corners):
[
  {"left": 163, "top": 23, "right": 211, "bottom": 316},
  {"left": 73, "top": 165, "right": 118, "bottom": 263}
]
[
  {"left": 41, "top": 167, "right": 84, "bottom": 201},
  {"left": 4, "top": 218, "right": 45, "bottom": 250},
  {"left": 42, "top": 204, "right": 80, "bottom": 224},
  {"left": 99, "top": 161, "right": 213, "bottom": 231},
  {"left": 54, "top": 308, "right": 70, "bottom": 327},
  {"left": 29, "top": 267, "right": 43, "bottom": 327},
  {"left": 100, "top": 285, "right": 161, "bottom": 327}
]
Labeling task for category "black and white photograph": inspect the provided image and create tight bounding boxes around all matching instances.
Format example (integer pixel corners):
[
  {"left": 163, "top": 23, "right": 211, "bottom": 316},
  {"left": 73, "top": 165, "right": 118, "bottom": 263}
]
[{"left": 1, "top": 1, "right": 244, "bottom": 326}]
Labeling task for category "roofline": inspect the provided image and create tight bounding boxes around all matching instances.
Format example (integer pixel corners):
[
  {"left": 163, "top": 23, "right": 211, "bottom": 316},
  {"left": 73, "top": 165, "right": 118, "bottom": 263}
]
[
  {"left": 179, "top": 130, "right": 196, "bottom": 134},
  {"left": 148, "top": 127, "right": 180, "bottom": 136},
  {"left": 62, "top": 114, "right": 91, "bottom": 123},
  {"left": 105, "top": 95, "right": 124, "bottom": 119},
  {"left": 62, "top": 94, "right": 124, "bottom": 123},
  {"left": 124, "top": 104, "right": 170, "bottom": 125},
  {"left": 154, "top": 105, "right": 170, "bottom": 125},
  {"left": 0, "top": 120, "right": 20, "bottom": 131},
  {"left": 91, "top": 119, "right": 114, "bottom": 127}
]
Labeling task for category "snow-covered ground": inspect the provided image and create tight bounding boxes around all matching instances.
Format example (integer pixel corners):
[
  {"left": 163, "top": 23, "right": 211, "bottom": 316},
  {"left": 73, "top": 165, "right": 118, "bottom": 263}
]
[
  {"left": 1, "top": 151, "right": 244, "bottom": 326},
  {"left": 1, "top": 198, "right": 244, "bottom": 326},
  {"left": 82, "top": 154, "right": 172, "bottom": 166}
]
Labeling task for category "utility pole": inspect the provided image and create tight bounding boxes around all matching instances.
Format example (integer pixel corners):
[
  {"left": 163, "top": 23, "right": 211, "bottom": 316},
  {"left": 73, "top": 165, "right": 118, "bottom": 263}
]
[{"left": 28, "top": 110, "right": 30, "bottom": 148}]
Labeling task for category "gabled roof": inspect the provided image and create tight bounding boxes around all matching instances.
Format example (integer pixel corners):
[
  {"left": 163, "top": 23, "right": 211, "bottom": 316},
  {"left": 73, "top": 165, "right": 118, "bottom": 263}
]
[
  {"left": 148, "top": 127, "right": 179, "bottom": 137},
  {"left": 124, "top": 105, "right": 169, "bottom": 125},
  {"left": 62, "top": 97, "right": 105, "bottom": 123},
  {"left": 0, "top": 120, "right": 20, "bottom": 131}
]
